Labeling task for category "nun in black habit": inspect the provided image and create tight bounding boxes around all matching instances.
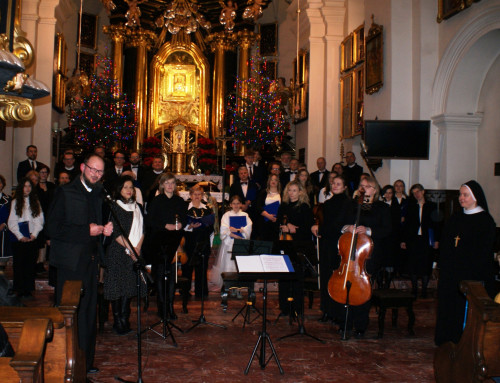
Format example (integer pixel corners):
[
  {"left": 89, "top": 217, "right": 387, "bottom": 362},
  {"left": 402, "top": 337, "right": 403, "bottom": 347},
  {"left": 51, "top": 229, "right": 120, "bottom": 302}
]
[{"left": 434, "top": 180, "right": 497, "bottom": 346}]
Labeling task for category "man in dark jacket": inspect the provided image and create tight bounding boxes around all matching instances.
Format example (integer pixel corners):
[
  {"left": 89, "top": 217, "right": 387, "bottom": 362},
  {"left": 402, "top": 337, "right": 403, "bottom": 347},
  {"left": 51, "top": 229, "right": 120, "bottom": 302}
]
[{"left": 46, "top": 153, "right": 113, "bottom": 375}]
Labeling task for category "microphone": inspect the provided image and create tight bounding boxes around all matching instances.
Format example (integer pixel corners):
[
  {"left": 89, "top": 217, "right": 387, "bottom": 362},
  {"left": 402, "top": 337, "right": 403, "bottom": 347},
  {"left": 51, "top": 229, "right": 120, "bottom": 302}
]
[{"left": 101, "top": 185, "right": 114, "bottom": 202}]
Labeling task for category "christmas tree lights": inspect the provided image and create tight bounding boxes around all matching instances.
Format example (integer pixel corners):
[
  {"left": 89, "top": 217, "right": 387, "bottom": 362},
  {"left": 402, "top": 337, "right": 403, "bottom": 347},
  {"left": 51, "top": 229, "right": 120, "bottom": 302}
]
[
  {"left": 66, "top": 56, "right": 137, "bottom": 152},
  {"left": 226, "top": 54, "right": 290, "bottom": 149}
]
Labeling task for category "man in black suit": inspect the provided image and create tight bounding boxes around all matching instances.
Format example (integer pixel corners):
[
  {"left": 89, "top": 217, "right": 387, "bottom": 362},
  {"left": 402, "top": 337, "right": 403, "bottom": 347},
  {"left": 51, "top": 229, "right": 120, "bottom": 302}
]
[
  {"left": 103, "top": 150, "right": 130, "bottom": 191},
  {"left": 310, "top": 157, "right": 330, "bottom": 196},
  {"left": 17, "top": 145, "right": 47, "bottom": 182},
  {"left": 141, "top": 155, "right": 165, "bottom": 206},
  {"left": 230, "top": 166, "right": 258, "bottom": 227},
  {"left": 343, "top": 151, "right": 364, "bottom": 196},
  {"left": 129, "top": 150, "right": 146, "bottom": 187},
  {"left": 54, "top": 152, "right": 80, "bottom": 183},
  {"left": 46, "top": 153, "right": 113, "bottom": 375},
  {"left": 280, "top": 158, "right": 299, "bottom": 189},
  {"left": 243, "top": 150, "right": 266, "bottom": 190}
]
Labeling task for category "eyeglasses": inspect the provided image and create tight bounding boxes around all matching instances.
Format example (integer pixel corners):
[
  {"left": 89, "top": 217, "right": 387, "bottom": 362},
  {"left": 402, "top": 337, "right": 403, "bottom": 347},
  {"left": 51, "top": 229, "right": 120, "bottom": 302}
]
[{"left": 84, "top": 164, "right": 104, "bottom": 176}]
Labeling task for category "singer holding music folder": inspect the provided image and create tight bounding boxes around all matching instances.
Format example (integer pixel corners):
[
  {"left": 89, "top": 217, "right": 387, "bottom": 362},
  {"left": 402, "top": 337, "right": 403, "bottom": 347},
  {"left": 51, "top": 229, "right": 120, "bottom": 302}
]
[
  {"left": 276, "top": 180, "right": 314, "bottom": 316},
  {"left": 210, "top": 195, "right": 252, "bottom": 290},
  {"left": 146, "top": 172, "right": 187, "bottom": 320}
]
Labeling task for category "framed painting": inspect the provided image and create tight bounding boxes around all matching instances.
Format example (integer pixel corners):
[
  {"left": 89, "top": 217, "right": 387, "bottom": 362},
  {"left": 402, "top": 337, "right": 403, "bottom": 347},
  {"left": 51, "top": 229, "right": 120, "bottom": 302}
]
[
  {"left": 261, "top": 60, "right": 277, "bottom": 81},
  {"left": 77, "top": 13, "right": 98, "bottom": 50},
  {"left": 353, "top": 24, "right": 365, "bottom": 64},
  {"left": 437, "top": 0, "right": 479, "bottom": 23},
  {"left": 79, "top": 52, "right": 96, "bottom": 77},
  {"left": 340, "top": 34, "right": 354, "bottom": 72},
  {"left": 259, "top": 23, "right": 278, "bottom": 56},
  {"left": 340, "top": 72, "right": 353, "bottom": 139},
  {"left": 365, "top": 19, "right": 383, "bottom": 95},
  {"left": 353, "top": 65, "right": 364, "bottom": 136}
]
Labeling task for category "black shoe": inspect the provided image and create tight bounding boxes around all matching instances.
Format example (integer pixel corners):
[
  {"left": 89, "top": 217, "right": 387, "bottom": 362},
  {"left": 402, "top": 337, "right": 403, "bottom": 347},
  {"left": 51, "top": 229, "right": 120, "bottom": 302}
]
[
  {"left": 87, "top": 366, "right": 99, "bottom": 374},
  {"left": 354, "top": 330, "right": 365, "bottom": 339},
  {"left": 318, "top": 313, "right": 330, "bottom": 322}
]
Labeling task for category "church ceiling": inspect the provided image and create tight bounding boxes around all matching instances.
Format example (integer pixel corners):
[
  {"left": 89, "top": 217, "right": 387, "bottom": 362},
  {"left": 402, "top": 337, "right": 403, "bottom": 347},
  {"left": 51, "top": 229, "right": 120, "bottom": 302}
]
[{"left": 108, "top": 0, "right": 272, "bottom": 34}]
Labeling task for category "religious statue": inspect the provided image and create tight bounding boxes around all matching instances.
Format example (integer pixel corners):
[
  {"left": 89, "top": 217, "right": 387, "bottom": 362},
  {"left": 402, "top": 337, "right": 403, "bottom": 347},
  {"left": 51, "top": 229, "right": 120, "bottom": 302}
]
[
  {"left": 219, "top": 1, "right": 238, "bottom": 32},
  {"left": 243, "top": 0, "right": 266, "bottom": 21},
  {"left": 125, "top": 0, "right": 145, "bottom": 27}
]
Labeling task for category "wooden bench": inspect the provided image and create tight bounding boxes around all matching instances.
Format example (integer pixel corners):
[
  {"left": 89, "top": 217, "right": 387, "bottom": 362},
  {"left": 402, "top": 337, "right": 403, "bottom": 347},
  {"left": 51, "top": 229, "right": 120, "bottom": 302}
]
[
  {"left": 0, "top": 280, "right": 86, "bottom": 383},
  {"left": 0, "top": 318, "right": 52, "bottom": 383},
  {"left": 434, "top": 280, "right": 500, "bottom": 383}
]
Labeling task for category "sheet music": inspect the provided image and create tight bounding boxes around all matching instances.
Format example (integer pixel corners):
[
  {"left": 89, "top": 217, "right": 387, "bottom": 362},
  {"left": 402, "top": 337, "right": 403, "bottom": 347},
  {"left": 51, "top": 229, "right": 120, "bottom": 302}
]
[
  {"left": 235, "top": 255, "right": 292, "bottom": 273},
  {"left": 260, "top": 255, "right": 290, "bottom": 272}
]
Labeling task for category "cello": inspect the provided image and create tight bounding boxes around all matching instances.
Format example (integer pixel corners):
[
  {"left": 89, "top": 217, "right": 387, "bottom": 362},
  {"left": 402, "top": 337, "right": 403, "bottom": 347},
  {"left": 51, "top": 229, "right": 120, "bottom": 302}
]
[{"left": 328, "top": 190, "right": 373, "bottom": 307}]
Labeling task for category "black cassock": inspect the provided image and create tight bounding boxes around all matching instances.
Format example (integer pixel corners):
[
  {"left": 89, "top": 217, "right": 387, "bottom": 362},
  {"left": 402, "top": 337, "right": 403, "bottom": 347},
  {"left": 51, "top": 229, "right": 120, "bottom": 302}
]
[{"left": 435, "top": 210, "right": 496, "bottom": 346}]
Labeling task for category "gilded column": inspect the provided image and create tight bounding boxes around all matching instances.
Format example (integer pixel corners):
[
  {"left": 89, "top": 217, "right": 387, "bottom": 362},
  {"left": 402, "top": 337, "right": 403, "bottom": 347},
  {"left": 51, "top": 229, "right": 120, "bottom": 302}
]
[
  {"left": 236, "top": 30, "right": 257, "bottom": 83},
  {"left": 207, "top": 32, "right": 236, "bottom": 140},
  {"left": 127, "top": 29, "right": 156, "bottom": 150},
  {"left": 103, "top": 25, "right": 129, "bottom": 91}
]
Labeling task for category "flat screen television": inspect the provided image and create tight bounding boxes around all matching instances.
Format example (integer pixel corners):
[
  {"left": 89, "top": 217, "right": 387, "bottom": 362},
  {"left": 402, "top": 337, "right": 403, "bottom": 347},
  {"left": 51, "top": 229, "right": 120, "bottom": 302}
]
[{"left": 363, "top": 120, "right": 430, "bottom": 159}]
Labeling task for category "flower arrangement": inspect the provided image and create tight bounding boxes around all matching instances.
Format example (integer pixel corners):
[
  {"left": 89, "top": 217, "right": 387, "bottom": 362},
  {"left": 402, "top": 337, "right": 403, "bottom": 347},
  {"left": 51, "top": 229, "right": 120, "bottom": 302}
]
[
  {"left": 141, "top": 137, "right": 162, "bottom": 167},
  {"left": 197, "top": 137, "right": 217, "bottom": 174}
]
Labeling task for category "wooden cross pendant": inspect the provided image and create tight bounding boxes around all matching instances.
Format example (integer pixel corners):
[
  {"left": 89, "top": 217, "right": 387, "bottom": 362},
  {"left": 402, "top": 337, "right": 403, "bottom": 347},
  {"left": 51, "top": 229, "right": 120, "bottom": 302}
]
[{"left": 454, "top": 235, "right": 460, "bottom": 247}]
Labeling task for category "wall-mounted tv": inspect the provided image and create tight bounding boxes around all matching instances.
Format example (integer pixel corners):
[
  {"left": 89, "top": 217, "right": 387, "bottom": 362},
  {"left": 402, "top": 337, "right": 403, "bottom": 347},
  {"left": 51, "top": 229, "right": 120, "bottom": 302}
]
[{"left": 363, "top": 120, "right": 430, "bottom": 159}]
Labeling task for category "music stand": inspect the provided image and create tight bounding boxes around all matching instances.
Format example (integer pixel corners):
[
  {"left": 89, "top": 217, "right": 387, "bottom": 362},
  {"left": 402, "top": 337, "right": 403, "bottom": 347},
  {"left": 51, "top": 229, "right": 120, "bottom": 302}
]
[
  {"left": 274, "top": 240, "right": 324, "bottom": 344},
  {"left": 186, "top": 241, "right": 226, "bottom": 332},
  {"left": 142, "top": 233, "right": 183, "bottom": 347},
  {"left": 236, "top": 254, "right": 294, "bottom": 375},
  {"left": 229, "top": 240, "right": 273, "bottom": 326}
]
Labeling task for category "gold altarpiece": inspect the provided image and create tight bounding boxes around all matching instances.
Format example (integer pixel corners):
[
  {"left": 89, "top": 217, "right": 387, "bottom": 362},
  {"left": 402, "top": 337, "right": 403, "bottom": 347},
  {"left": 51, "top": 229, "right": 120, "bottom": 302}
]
[{"left": 149, "top": 42, "right": 209, "bottom": 173}]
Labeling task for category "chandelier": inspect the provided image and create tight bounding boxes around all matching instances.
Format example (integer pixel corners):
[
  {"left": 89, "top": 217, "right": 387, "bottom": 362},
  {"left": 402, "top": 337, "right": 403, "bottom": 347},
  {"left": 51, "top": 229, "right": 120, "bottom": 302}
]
[{"left": 155, "top": 0, "right": 211, "bottom": 35}]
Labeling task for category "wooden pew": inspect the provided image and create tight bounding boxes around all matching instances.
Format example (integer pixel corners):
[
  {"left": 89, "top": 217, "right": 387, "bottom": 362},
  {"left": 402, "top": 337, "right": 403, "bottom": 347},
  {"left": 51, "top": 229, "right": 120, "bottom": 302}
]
[
  {"left": 0, "top": 318, "right": 52, "bottom": 383},
  {"left": 0, "top": 280, "right": 86, "bottom": 383},
  {"left": 434, "top": 280, "right": 500, "bottom": 383}
]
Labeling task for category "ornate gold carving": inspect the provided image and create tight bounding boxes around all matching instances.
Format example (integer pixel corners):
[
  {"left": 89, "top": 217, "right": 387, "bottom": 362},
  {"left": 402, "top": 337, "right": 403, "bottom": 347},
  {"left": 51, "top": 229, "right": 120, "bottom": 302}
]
[
  {"left": 0, "top": 95, "right": 34, "bottom": 122},
  {"left": 206, "top": 32, "right": 237, "bottom": 53},
  {"left": 150, "top": 42, "right": 210, "bottom": 139},
  {"left": 127, "top": 28, "right": 156, "bottom": 48}
]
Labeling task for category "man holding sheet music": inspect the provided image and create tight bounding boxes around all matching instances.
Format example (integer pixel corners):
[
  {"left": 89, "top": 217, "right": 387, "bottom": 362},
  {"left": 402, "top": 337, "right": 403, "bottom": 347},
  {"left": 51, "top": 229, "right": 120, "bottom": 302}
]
[{"left": 229, "top": 166, "right": 258, "bottom": 238}]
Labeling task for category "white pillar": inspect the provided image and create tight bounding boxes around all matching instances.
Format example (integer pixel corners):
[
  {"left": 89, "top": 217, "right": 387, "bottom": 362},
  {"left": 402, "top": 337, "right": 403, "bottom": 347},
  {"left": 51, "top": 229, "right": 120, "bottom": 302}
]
[
  {"left": 322, "top": 1, "right": 346, "bottom": 168},
  {"left": 33, "top": 0, "right": 58, "bottom": 168}
]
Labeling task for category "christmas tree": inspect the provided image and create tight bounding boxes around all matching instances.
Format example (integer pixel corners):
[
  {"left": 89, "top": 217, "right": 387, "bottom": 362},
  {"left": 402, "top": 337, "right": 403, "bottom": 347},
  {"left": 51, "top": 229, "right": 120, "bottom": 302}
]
[
  {"left": 66, "top": 56, "right": 136, "bottom": 152},
  {"left": 226, "top": 55, "right": 290, "bottom": 149}
]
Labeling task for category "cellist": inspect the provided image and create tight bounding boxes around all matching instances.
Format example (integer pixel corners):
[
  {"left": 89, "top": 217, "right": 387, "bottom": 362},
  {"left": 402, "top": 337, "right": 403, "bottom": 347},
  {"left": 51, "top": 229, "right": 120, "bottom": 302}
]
[
  {"left": 335, "top": 176, "right": 391, "bottom": 338},
  {"left": 311, "top": 175, "right": 351, "bottom": 323}
]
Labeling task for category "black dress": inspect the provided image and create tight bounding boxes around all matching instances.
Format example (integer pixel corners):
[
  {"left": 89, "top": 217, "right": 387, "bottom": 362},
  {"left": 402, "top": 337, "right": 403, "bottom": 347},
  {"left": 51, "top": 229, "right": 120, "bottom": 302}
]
[
  {"left": 276, "top": 200, "right": 314, "bottom": 315},
  {"left": 336, "top": 200, "right": 391, "bottom": 334},
  {"left": 403, "top": 201, "right": 439, "bottom": 277},
  {"left": 435, "top": 210, "right": 496, "bottom": 346},
  {"left": 103, "top": 203, "right": 146, "bottom": 301},
  {"left": 182, "top": 203, "right": 214, "bottom": 297},
  {"left": 317, "top": 193, "right": 350, "bottom": 317},
  {"left": 254, "top": 189, "right": 280, "bottom": 241}
]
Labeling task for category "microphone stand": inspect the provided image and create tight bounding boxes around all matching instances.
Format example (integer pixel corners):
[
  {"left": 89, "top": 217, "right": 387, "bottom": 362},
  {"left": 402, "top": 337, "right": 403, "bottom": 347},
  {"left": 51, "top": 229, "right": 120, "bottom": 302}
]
[{"left": 101, "top": 191, "right": 152, "bottom": 383}]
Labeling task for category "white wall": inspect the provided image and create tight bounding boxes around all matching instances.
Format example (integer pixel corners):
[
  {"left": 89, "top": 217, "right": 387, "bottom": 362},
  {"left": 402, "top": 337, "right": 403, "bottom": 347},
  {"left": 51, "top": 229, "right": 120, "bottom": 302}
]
[{"left": 477, "top": 54, "right": 500, "bottom": 223}]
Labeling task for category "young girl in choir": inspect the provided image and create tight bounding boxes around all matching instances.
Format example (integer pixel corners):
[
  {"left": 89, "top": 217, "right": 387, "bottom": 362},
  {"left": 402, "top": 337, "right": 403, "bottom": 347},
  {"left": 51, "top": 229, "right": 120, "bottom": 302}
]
[
  {"left": 8, "top": 178, "right": 44, "bottom": 299},
  {"left": 210, "top": 195, "right": 252, "bottom": 289}
]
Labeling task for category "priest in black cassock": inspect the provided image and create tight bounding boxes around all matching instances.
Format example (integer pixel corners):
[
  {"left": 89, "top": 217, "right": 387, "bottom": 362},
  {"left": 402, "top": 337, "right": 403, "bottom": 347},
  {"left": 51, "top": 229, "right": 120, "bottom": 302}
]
[{"left": 435, "top": 180, "right": 497, "bottom": 346}]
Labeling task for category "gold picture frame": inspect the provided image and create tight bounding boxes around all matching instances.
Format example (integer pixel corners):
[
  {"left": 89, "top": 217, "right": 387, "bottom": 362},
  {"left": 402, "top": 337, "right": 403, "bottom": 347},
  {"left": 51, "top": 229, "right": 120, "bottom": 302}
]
[
  {"left": 437, "top": 0, "right": 479, "bottom": 23},
  {"left": 353, "top": 24, "right": 365, "bottom": 64},
  {"left": 292, "top": 50, "right": 309, "bottom": 122},
  {"left": 52, "top": 33, "right": 67, "bottom": 113},
  {"left": 79, "top": 52, "right": 96, "bottom": 77},
  {"left": 365, "top": 18, "right": 383, "bottom": 95},
  {"left": 340, "top": 33, "right": 354, "bottom": 72},
  {"left": 340, "top": 72, "right": 353, "bottom": 139},
  {"left": 78, "top": 13, "right": 98, "bottom": 50},
  {"left": 259, "top": 23, "right": 278, "bottom": 56},
  {"left": 353, "top": 65, "right": 364, "bottom": 136}
]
